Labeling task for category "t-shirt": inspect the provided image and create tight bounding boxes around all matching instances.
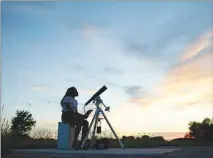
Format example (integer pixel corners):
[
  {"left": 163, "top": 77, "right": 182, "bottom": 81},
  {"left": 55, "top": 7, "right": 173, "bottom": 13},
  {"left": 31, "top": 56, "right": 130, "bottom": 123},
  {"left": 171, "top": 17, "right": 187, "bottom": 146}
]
[{"left": 61, "top": 96, "right": 78, "bottom": 112}]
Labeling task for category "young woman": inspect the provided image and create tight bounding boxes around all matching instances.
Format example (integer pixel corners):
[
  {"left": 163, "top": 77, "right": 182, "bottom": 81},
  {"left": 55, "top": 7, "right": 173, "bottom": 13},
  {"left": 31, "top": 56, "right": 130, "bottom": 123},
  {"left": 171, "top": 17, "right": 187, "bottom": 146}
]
[{"left": 60, "top": 87, "right": 92, "bottom": 149}]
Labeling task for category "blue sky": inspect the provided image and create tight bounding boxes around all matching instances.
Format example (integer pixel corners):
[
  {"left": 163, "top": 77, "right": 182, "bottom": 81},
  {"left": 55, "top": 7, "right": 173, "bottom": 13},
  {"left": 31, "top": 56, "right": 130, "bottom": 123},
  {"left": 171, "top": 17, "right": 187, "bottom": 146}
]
[{"left": 2, "top": 2, "right": 213, "bottom": 139}]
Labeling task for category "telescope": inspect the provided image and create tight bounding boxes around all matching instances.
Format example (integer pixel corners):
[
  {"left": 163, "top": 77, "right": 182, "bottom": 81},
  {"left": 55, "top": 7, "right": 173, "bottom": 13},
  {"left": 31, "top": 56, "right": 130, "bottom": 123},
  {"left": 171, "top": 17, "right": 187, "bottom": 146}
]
[
  {"left": 81, "top": 85, "right": 125, "bottom": 150},
  {"left": 84, "top": 85, "right": 107, "bottom": 106}
]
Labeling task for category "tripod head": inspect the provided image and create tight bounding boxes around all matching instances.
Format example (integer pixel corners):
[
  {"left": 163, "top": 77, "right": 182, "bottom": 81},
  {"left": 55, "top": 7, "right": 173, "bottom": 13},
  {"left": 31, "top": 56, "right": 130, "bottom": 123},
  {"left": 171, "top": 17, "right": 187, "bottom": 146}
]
[{"left": 94, "top": 96, "right": 110, "bottom": 112}]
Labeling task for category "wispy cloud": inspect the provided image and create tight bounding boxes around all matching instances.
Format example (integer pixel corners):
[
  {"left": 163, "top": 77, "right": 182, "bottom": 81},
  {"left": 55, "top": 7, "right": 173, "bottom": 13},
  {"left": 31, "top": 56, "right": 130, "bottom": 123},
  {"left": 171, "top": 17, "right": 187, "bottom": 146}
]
[
  {"left": 81, "top": 23, "right": 160, "bottom": 79},
  {"left": 181, "top": 30, "right": 212, "bottom": 62},
  {"left": 103, "top": 67, "right": 123, "bottom": 75},
  {"left": 30, "top": 85, "right": 50, "bottom": 93},
  {"left": 47, "top": 100, "right": 59, "bottom": 105},
  {"left": 124, "top": 85, "right": 146, "bottom": 98},
  {"left": 3, "top": 2, "right": 53, "bottom": 15},
  {"left": 123, "top": 9, "right": 212, "bottom": 70},
  {"left": 129, "top": 30, "right": 213, "bottom": 110}
]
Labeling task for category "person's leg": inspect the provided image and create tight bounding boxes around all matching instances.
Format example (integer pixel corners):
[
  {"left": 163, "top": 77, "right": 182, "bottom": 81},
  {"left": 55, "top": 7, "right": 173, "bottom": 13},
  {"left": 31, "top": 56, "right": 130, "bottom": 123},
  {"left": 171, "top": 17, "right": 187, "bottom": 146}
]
[
  {"left": 81, "top": 120, "right": 89, "bottom": 142},
  {"left": 62, "top": 112, "right": 89, "bottom": 149},
  {"left": 71, "top": 114, "right": 86, "bottom": 148},
  {"left": 61, "top": 112, "right": 70, "bottom": 124},
  {"left": 73, "top": 124, "right": 81, "bottom": 145}
]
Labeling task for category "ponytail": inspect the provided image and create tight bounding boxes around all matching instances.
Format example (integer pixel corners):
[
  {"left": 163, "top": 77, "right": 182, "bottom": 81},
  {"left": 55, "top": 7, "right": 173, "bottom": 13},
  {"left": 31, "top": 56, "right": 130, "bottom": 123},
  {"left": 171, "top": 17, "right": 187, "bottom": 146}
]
[{"left": 60, "top": 95, "right": 65, "bottom": 107}]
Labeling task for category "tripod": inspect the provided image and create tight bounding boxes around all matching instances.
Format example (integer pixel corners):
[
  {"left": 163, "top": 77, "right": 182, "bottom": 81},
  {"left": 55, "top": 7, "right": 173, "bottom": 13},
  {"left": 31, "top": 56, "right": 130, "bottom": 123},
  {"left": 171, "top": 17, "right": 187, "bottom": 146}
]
[{"left": 80, "top": 96, "right": 124, "bottom": 149}]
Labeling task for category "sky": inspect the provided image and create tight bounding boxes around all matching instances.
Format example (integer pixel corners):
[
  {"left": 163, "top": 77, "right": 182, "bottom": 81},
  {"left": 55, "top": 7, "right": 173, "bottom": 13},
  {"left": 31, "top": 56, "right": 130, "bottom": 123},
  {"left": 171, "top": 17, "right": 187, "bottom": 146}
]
[{"left": 1, "top": 1, "right": 213, "bottom": 140}]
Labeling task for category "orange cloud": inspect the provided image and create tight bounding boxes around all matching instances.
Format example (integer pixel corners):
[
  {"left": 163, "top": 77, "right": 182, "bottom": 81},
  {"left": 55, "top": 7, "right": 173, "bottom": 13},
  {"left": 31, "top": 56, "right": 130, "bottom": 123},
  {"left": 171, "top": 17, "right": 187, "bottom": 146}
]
[
  {"left": 130, "top": 30, "right": 213, "bottom": 109},
  {"left": 181, "top": 30, "right": 212, "bottom": 62}
]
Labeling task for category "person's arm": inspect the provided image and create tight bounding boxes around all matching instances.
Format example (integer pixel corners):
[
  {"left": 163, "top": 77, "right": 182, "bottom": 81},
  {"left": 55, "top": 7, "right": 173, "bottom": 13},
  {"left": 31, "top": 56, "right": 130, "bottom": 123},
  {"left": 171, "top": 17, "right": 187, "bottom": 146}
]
[
  {"left": 66, "top": 98, "right": 89, "bottom": 118},
  {"left": 76, "top": 108, "right": 84, "bottom": 117},
  {"left": 70, "top": 103, "right": 86, "bottom": 117},
  {"left": 75, "top": 108, "right": 91, "bottom": 118}
]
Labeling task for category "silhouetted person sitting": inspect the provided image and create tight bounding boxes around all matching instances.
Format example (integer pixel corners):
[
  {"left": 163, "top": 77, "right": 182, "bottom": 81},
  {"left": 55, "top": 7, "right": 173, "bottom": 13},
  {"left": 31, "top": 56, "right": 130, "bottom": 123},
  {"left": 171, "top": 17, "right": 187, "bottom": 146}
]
[{"left": 60, "top": 87, "right": 92, "bottom": 149}]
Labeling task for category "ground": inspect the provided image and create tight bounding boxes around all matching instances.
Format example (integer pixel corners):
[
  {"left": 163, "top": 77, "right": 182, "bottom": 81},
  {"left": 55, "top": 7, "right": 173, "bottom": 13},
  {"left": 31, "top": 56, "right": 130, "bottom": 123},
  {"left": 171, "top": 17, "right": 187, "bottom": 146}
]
[{"left": 2, "top": 146, "right": 213, "bottom": 158}]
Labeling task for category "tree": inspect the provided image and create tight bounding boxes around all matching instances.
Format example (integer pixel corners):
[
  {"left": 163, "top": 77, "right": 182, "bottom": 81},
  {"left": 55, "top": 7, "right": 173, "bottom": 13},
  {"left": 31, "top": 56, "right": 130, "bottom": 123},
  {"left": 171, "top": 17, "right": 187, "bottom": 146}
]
[
  {"left": 152, "top": 136, "right": 165, "bottom": 141},
  {"left": 188, "top": 121, "right": 202, "bottom": 141},
  {"left": 11, "top": 110, "right": 36, "bottom": 136},
  {"left": 122, "top": 136, "right": 135, "bottom": 140},
  {"left": 201, "top": 118, "right": 212, "bottom": 142},
  {"left": 188, "top": 117, "right": 213, "bottom": 142},
  {"left": 141, "top": 135, "right": 150, "bottom": 140}
]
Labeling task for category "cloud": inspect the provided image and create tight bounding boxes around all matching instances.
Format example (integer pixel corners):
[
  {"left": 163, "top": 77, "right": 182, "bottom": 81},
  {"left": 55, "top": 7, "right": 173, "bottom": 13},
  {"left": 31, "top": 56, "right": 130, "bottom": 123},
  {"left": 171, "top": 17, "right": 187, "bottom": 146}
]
[
  {"left": 47, "top": 100, "right": 59, "bottom": 105},
  {"left": 126, "top": 42, "right": 149, "bottom": 57},
  {"left": 30, "top": 85, "right": 50, "bottom": 93},
  {"left": 80, "top": 23, "right": 162, "bottom": 85},
  {"left": 80, "top": 22, "right": 212, "bottom": 113},
  {"left": 124, "top": 85, "right": 146, "bottom": 98},
  {"left": 129, "top": 30, "right": 213, "bottom": 110},
  {"left": 105, "top": 81, "right": 121, "bottom": 88},
  {"left": 123, "top": 7, "right": 212, "bottom": 69},
  {"left": 3, "top": 2, "right": 53, "bottom": 15},
  {"left": 180, "top": 30, "right": 212, "bottom": 62},
  {"left": 103, "top": 67, "right": 123, "bottom": 75}
]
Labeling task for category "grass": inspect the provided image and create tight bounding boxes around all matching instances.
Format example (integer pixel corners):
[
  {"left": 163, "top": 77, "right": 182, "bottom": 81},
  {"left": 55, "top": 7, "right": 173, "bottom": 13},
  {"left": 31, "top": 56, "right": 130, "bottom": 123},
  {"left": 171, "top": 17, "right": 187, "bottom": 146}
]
[
  {"left": 1, "top": 118, "right": 11, "bottom": 136},
  {"left": 1, "top": 114, "right": 14, "bottom": 154},
  {"left": 32, "top": 129, "right": 55, "bottom": 140}
]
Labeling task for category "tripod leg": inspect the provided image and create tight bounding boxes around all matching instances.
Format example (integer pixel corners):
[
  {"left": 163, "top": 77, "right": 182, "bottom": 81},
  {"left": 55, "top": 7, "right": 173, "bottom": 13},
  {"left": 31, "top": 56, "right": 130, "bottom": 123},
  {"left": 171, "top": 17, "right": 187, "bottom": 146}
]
[
  {"left": 101, "top": 110, "right": 125, "bottom": 149},
  {"left": 90, "top": 113, "right": 99, "bottom": 148},
  {"left": 92, "top": 113, "right": 99, "bottom": 138},
  {"left": 80, "top": 111, "right": 97, "bottom": 149}
]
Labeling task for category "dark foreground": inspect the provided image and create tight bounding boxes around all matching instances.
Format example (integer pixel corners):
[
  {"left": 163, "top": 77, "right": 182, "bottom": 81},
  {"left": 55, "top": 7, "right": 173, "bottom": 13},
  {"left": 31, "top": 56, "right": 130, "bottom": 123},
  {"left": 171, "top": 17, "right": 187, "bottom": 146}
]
[
  {"left": 2, "top": 146, "right": 213, "bottom": 158},
  {"left": 165, "top": 146, "right": 213, "bottom": 158}
]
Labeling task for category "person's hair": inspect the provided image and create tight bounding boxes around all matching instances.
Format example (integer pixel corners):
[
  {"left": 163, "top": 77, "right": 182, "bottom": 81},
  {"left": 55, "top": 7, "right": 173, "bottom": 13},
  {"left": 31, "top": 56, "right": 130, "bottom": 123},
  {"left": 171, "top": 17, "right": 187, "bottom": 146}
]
[{"left": 60, "top": 87, "right": 78, "bottom": 105}]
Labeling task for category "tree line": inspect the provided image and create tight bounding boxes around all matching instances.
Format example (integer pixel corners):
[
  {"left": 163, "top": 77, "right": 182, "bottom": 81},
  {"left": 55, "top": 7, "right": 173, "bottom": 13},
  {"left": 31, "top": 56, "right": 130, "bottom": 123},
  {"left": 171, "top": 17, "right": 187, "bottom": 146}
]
[{"left": 1, "top": 110, "right": 213, "bottom": 143}]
